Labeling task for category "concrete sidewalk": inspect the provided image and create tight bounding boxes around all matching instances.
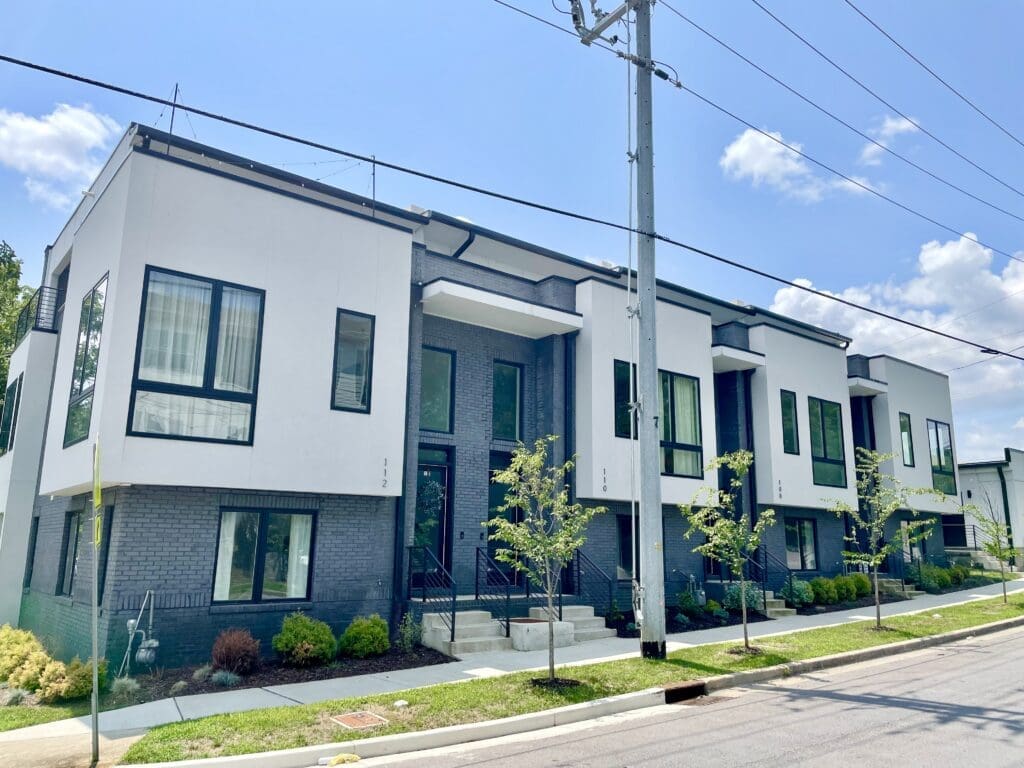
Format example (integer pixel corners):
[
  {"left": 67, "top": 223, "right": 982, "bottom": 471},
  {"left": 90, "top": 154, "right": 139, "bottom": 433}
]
[{"left": 3, "top": 580, "right": 1020, "bottom": 744}]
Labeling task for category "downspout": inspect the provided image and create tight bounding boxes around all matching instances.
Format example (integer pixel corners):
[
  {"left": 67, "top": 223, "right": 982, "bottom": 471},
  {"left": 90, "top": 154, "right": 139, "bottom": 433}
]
[
  {"left": 996, "top": 465, "right": 1015, "bottom": 564},
  {"left": 451, "top": 232, "right": 475, "bottom": 260}
]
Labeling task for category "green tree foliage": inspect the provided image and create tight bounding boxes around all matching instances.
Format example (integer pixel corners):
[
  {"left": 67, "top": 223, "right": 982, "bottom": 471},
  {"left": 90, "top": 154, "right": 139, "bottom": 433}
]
[
  {"left": 0, "top": 241, "right": 35, "bottom": 411},
  {"left": 680, "top": 450, "right": 775, "bottom": 652},
  {"left": 966, "top": 491, "right": 1015, "bottom": 604},
  {"left": 486, "top": 437, "right": 606, "bottom": 682},
  {"left": 828, "top": 448, "right": 941, "bottom": 629}
]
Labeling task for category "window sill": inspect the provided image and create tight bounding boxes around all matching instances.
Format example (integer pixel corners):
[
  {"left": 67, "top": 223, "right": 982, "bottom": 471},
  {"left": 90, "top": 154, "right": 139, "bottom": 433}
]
[
  {"left": 54, "top": 595, "right": 74, "bottom": 606},
  {"left": 210, "top": 601, "right": 313, "bottom": 615}
]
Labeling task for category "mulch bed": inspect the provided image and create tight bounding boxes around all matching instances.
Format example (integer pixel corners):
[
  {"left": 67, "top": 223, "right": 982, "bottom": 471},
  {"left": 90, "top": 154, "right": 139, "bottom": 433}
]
[
  {"left": 607, "top": 609, "right": 768, "bottom": 638},
  {"left": 131, "top": 646, "right": 453, "bottom": 703}
]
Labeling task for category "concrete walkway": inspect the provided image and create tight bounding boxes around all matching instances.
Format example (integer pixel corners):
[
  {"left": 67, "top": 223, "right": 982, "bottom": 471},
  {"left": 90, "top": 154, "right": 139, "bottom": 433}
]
[{"left": 3, "top": 580, "right": 1020, "bottom": 745}]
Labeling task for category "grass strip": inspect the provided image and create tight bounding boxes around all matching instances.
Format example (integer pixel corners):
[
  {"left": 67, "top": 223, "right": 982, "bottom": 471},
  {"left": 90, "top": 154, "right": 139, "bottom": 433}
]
[
  {"left": 120, "top": 594, "right": 1024, "bottom": 764},
  {"left": 0, "top": 700, "right": 89, "bottom": 733}
]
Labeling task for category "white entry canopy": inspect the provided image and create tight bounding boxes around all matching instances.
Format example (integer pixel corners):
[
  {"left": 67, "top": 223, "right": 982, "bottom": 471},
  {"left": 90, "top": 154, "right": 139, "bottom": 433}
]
[
  {"left": 420, "top": 279, "right": 583, "bottom": 339},
  {"left": 848, "top": 375, "right": 889, "bottom": 396}
]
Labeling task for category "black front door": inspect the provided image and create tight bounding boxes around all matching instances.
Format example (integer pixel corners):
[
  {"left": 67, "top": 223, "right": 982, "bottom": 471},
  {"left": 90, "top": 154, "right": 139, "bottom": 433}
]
[
  {"left": 414, "top": 447, "right": 454, "bottom": 578},
  {"left": 487, "top": 452, "right": 523, "bottom": 587}
]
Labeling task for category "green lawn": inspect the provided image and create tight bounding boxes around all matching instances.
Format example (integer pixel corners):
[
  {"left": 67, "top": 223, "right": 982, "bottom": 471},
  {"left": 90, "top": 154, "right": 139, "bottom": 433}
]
[
  {"left": 0, "top": 700, "right": 89, "bottom": 732},
  {"left": 121, "top": 594, "right": 1024, "bottom": 764}
]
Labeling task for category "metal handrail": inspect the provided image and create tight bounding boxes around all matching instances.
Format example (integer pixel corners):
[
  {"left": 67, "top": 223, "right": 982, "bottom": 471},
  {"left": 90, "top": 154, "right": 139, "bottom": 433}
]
[
  {"left": 573, "top": 549, "right": 615, "bottom": 617},
  {"left": 406, "top": 545, "right": 456, "bottom": 643},
  {"left": 474, "top": 548, "right": 511, "bottom": 637},
  {"left": 14, "top": 287, "right": 59, "bottom": 348}
]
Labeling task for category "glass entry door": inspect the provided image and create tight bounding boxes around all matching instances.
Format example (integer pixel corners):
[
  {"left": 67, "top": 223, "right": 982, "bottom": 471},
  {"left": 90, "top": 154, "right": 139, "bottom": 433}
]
[
  {"left": 414, "top": 447, "right": 453, "bottom": 578},
  {"left": 487, "top": 452, "right": 524, "bottom": 587}
]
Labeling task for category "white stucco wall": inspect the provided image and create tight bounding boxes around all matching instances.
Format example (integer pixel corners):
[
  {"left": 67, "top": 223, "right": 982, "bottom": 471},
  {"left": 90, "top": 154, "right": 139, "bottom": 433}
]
[
  {"left": 748, "top": 325, "right": 858, "bottom": 510},
  {"left": 574, "top": 279, "right": 719, "bottom": 505},
  {"left": 959, "top": 450, "right": 1024, "bottom": 552},
  {"left": 39, "top": 150, "right": 412, "bottom": 497}
]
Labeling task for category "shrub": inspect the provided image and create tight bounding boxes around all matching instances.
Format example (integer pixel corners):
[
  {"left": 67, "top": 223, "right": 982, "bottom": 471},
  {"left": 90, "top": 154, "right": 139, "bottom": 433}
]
[
  {"left": 704, "top": 600, "right": 728, "bottom": 620},
  {"left": 850, "top": 572, "right": 872, "bottom": 598},
  {"left": 780, "top": 578, "right": 814, "bottom": 607},
  {"left": 0, "top": 626, "right": 46, "bottom": 681},
  {"left": 608, "top": 601, "right": 625, "bottom": 624},
  {"left": 949, "top": 564, "right": 969, "bottom": 585},
  {"left": 210, "top": 670, "right": 241, "bottom": 688},
  {"left": 36, "top": 660, "right": 69, "bottom": 704},
  {"left": 192, "top": 664, "right": 212, "bottom": 683},
  {"left": 9, "top": 650, "right": 51, "bottom": 692},
  {"left": 212, "top": 628, "right": 260, "bottom": 675},
  {"left": 338, "top": 615, "right": 390, "bottom": 659},
  {"left": 677, "top": 591, "right": 702, "bottom": 619},
  {"left": 273, "top": 613, "right": 336, "bottom": 667},
  {"left": 934, "top": 567, "right": 952, "bottom": 590},
  {"left": 169, "top": 680, "right": 188, "bottom": 696},
  {"left": 810, "top": 577, "right": 838, "bottom": 605},
  {"left": 396, "top": 613, "right": 422, "bottom": 654},
  {"left": 722, "top": 582, "right": 762, "bottom": 612},
  {"left": 833, "top": 575, "right": 857, "bottom": 602},
  {"left": 65, "top": 658, "right": 109, "bottom": 700},
  {"left": 111, "top": 677, "right": 140, "bottom": 701},
  {"left": 673, "top": 612, "right": 691, "bottom": 626}
]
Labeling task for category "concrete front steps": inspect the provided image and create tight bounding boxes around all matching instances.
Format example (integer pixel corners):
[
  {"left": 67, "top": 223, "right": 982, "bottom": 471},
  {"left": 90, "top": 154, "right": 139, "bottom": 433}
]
[
  {"left": 529, "top": 605, "right": 617, "bottom": 642},
  {"left": 758, "top": 591, "right": 796, "bottom": 619},
  {"left": 946, "top": 547, "right": 1007, "bottom": 572},
  {"left": 875, "top": 577, "right": 925, "bottom": 598}
]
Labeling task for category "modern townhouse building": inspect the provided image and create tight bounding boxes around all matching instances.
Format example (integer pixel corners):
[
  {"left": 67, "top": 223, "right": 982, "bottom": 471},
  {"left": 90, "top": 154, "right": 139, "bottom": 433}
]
[
  {"left": 0, "top": 124, "right": 963, "bottom": 666},
  {"left": 958, "top": 448, "right": 1023, "bottom": 563}
]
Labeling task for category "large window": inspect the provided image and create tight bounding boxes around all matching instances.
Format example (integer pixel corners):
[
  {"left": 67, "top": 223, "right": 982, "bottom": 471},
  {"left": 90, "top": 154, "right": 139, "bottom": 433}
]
[
  {"left": 59, "top": 511, "right": 83, "bottom": 597},
  {"left": 809, "top": 396, "right": 846, "bottom": 487},
  {"left": 129, "top": 268, "right": 264, "bottom": 445},
  {"left": 420, "top": 347, "right": 455, "bottom": 433},
  {"left": 0, "top": 374, "right": 23, "bottom": 455},
  {"left": 659, "top": 370, "right": 702, "bottom": 478},
  {"left": 927, "top": 419, "right": 956, "bottom": 495},
  {"left": 492, "top": 361, "right": 522, "bottom": 441},
  {"left": 332, "top": 309, "right": 374, "bottom": 413},
  {"left": 213, "top": 509, "right": 314, "bottom": 602},
  {"left": 785, "top": 518, "right": 818, "bottom": 571},
  {"left": 616, "top": 514, "right": 640, "bottom": 580},
  {"left": 899, "top": 412, "right": 915, "bottom": 467},
  {"left": 613, "top": 360, "right": 637, "bottom": 438},
  {"left": 65, "top": 276, "right": 108, "bottom": 447},
  {"left": 780, "top": 389, "right": 799, "bottom": 455}
]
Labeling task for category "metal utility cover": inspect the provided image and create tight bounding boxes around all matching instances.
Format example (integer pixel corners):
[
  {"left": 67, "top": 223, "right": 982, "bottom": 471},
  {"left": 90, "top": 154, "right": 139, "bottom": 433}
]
[{"left": 331, "top": 711, "right": 389, "bottom": 729}]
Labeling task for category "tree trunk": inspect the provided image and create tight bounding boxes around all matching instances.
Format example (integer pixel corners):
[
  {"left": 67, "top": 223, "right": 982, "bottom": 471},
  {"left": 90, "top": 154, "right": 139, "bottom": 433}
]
[
  {"left": 547, "top": 587, "right": 555, "bottom": 681},
  {"left": 1000, "top": 559, "right": 1008, "bottom": 604},
  {"left": 873, "top": 564, "right": 881, "bottom": 630},
  {"left": 740, "top": 576, "right": 749, "bottom": 651}
]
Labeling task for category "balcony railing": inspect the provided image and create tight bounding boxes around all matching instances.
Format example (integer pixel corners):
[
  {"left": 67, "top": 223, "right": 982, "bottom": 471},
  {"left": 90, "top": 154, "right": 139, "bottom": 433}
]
[{"left": 15, "top": 287, "right": 59, "bottom": 348}]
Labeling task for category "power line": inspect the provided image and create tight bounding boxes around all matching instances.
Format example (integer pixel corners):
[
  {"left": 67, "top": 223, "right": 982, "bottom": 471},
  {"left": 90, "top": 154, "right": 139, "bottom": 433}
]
[
  {"left": 1, "top": 51, "right": 1022, "bottom": 364},
  {"left": 946, "top": 343, "right": 1024, "bottom": 373},
  {"left": 748, "top": 0, "right": 1024, "bottom": 202},
  {"left": 658, "top": 1, "right": 1024, "bottom": 226},
  {"left": 842, "top": 0, "right": 1024, "bottom": 153}
]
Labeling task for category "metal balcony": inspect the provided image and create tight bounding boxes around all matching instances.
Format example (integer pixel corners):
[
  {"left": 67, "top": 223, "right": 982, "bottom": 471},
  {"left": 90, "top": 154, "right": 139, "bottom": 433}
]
[{"left": 14, "top": 287, "right": 59, "bottom": 348}]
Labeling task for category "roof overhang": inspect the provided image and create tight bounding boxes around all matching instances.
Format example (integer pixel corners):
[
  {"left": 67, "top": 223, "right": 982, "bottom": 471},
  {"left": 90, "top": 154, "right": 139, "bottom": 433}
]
[
  {"left": 421, "top": 280, "right": 583, "bottom": 339},
  {"left": 711, "top": 345, "right": 765, "bottom": 372},
  {"left": 848, "top": 376, "right": 888, "bottom": 396}
]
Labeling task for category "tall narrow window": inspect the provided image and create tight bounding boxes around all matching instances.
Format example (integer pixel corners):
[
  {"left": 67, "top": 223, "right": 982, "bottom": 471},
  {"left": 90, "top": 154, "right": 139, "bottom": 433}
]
[
  {"left": 0, "top": 374, "right": 23, "bottom": 455},
  {"left": 780, "top": 389, "right": 799, "bottom": 455},
  {"left": 927, "top": 419, "right": 956, "bottom": 495},
  {"left": 616, "top": 514, "right": 640, "bottom": 580},
  {"left": 492, "top": 361, "right": 522, "bottom": 441},
  {"left": 613, "top": 360, "right": 637, "bottom": 439},
  {"left": 23, "top": 517, "right": 39, "bottom": 589},
  {"left": 129, "top": 268, "right": 264, "bottom": 444},
  {"left": 420, "top": 347, "right": 454, "bottom": 433},
  {"left": 899, "top": 412, "right": 915, "bottom": 467},
  {"left": 213, "top": 509, "right": 314, "bottom": 603},
  {"left": 59, "top": 511, "right": 83, "bottom": 597},
  {"left": 809, "top": 396, "right": 847, "bottom": 487},
  {"left": 784, "top": 518, "right": 818, "bottom": 570},
  {"left": 332, "top": 309, "right": 374, "bottom": 412},
  {"left": 64, "top": 276, "right": 108, "bottom": 447},
  {"left": 97, "top": 507, "right": 114, "bottom": 603},
  {"left": 659, "top": 370, "right": 703, "bottom": 478}
]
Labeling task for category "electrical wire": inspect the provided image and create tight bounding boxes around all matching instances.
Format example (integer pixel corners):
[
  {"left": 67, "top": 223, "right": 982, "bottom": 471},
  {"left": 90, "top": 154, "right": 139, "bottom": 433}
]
[
  {"left": 748, "top": 0, "right": 1024, "bottom": 202},
  {"left": 2, "top": 50, "right": 1023, "bottom": 364},
  {"left": 842, "top": 0, "right": 1024, "bottom": 154},
  {"left": 946, "top": 343, "right": 1024, "bottom": 373},
  {"left": 658, "top": 0, "right": 1024, "bottom": 225}
]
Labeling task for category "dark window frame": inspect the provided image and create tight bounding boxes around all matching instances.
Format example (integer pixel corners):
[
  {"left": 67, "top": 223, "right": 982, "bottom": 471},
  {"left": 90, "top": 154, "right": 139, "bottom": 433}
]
[
  {"left": 899, "top": 412, "right": 915, "bottom": 467},
  {"left": 210, "top": 507, "right": 317, "bottom": 605},
  {"left": 927, "top": 418, "right": 957, "bottom": 495},
  {"left": 784, "top": 517, "right": 819, "bottom": 571},
  {"left": 330, "top": 308, "right": 375, "bottom": 414},
  {"left": 23, "top": 516, "right": 39, "bottom": 589},
  {"left": 613, "top": 359, "right": 638, "bottom": 439},
  {"left": 780, "top": 389, "right": 800, "bottom": 455},
  {"left": 808, "top": 395, "right": 847, "bottom": 488},
  {"left": 127, "top": 265, "right": 266, "bottom": 447},
  {"left": 58, "top": 510, "right": 83, "bottom": 597},
  {"left": 97, "top": 506, "right": 114, "bottom": 603},
  {"left": 491, "top": 359, "right": 524, "bottom": 442},
  {"left": 0, "top": 373, "right": 23, "bottom": 455},
  {"left": 659, "top": 369, "right": 704, "bottom": 479},
  {"left": 64, "top": 274, "right": 109, "bottom": 448},
  {"left": 419, "top": 346, "right": 456, "bottom": 434},
  {"left": 616, "top": 513, "right": 641, "bottom": 581}
]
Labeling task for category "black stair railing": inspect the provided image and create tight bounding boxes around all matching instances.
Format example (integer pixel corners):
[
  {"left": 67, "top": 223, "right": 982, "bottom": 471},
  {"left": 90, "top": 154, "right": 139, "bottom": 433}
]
[
  {"left": 407, "top": 546, "right": 456, "bottom": 643},
  {"left": 572, "top": 549, "right": 615, "bottom": 617},
  {"left": 474, "top": 548, "right": 511, "bottom": 637}
]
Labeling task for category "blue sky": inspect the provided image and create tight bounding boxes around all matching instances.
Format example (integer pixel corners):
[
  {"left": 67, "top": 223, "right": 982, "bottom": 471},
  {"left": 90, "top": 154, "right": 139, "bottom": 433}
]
[{"left": 1, "top": 1, "right": 1022, "bottom": 459}]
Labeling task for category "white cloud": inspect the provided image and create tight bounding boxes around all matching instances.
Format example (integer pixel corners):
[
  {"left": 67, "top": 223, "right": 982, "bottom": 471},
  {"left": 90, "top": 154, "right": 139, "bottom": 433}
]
[
  {"left": 770, "top": 234, "right": 1024, "bottom": 461},
  {"left": 720, "top": 128, "right": 874, "bottom": 202},
  {"left": 0, "top": 104, "right": 120, "bottom": 210},
  {"left": 859, "top": 115, "right": 918, "bottom": 166}
]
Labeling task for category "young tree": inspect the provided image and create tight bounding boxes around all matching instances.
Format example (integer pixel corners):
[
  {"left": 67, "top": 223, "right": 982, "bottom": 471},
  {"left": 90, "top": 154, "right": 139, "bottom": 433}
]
[
  {"left": 0, "top": 241, "right": 34, "bottom": 409},
  {"left": 828, "top": 448, "right": 940, "bottom": 630},
  {"left": 680, "top": 450, "right": 775, "bottom": 652},
  {"left": 966, "top": 491, "right": 1015, "bottom": 604},
  {"left": 487, "top": 436, "right": 605, "bottom": 683}
]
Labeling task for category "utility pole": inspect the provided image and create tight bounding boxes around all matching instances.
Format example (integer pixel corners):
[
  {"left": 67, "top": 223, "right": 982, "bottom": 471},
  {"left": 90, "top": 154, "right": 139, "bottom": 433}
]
[{"left": 572, "top": 0, "right": 666, "bottom": 659}]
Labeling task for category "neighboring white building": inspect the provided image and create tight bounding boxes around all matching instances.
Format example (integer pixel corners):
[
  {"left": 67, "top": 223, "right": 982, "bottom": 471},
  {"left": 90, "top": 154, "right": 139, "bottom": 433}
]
[{"left": 959, "top": 448, "right": 1024, "bottom": 558}]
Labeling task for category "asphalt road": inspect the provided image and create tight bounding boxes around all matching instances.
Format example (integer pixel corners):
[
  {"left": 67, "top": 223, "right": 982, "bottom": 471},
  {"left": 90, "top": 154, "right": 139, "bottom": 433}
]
[{"left": 365, "top": 625, "right": 1024, "bottom": 768}]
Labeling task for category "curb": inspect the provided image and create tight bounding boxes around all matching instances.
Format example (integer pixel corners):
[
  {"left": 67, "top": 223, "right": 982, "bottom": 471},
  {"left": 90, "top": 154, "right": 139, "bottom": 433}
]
[{"left": 121, "top": 613, "right": 1024, "bottom": 768}]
